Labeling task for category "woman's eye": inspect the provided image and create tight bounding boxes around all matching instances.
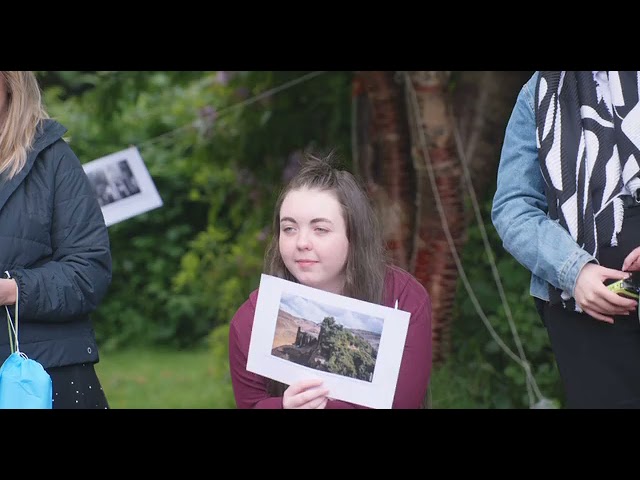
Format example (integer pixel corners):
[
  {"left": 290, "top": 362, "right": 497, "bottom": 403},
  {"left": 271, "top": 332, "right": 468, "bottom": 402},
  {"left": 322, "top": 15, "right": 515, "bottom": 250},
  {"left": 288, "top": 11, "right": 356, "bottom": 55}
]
[{"left": 315, "top": 227, "right": 328, "bottom": 233}]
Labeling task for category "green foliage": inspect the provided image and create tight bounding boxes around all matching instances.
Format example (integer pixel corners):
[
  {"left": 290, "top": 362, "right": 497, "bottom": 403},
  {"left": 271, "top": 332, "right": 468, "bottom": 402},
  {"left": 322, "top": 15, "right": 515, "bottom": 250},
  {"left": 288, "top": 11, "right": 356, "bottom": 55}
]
[
  {"left": 319, "top": 317, "right": 376, "bottom": 381},
  {"left": 446, "top": 193, "right": 564, "bottom": 408},
  {"left": 41, "top": 71, "right": 352, "bottom": 351},
  {"left": 207, "top": 322, "right": 232, "bottom": 393},
  {"left": 41, "top": 71, "right": 561, "bottom": 408}
]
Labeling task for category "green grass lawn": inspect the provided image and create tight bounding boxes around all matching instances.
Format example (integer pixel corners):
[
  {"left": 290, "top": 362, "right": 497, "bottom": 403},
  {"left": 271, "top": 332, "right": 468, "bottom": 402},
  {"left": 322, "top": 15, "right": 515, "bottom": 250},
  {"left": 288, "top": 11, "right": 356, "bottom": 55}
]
[
  {"left": 96, "top": 346, "right": 474, "bottom": 409},
  {"left": 94, "top": 347, "right": 236, "bottom": 409}
]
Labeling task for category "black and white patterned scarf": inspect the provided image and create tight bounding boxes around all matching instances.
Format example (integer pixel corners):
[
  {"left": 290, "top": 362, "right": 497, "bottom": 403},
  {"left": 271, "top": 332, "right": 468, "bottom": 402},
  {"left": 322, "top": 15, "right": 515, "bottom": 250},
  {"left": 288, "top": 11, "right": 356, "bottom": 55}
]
[{"left": 535, "top": 71, "right": 640, "bottom": 308}]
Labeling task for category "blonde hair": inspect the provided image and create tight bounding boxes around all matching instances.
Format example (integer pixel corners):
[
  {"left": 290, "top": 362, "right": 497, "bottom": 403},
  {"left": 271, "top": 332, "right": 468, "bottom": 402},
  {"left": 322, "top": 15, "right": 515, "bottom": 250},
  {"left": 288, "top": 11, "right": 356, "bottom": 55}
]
[{"left": 0, "top": 72, "right": 49, "bottom": 179}]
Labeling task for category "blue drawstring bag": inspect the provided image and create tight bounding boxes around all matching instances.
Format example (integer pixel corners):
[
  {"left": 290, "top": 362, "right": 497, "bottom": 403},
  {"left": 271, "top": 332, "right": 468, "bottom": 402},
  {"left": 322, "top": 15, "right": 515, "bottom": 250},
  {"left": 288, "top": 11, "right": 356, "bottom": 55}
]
[
  {"left": 0, "top": 275, "right": 52, "bottom": 409},
  {"left": 0, "top": 352, "right": 52, "bottom": 409}
]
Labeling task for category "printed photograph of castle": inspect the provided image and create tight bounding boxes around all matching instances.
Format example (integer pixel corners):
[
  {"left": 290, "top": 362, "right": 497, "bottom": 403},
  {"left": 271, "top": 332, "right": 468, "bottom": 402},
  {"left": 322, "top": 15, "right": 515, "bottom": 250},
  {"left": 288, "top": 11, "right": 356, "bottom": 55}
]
[{"left": 271, "top": 292, "right": 383, "bottom": 382}]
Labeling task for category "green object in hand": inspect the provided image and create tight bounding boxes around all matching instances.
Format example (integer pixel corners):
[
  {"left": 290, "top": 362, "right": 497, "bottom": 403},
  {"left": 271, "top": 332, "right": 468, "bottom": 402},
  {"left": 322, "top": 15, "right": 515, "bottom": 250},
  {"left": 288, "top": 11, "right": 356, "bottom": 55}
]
[{"left": 607, "top": 272, "right": 640, "bottom": 300}]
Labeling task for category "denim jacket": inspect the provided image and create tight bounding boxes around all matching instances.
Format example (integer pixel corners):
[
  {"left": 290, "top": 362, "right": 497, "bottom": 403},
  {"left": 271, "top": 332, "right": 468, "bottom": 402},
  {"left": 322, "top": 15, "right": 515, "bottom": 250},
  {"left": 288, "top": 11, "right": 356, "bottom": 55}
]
[{"left": 491, "top": 71, "right": 596, "bottom": 301}]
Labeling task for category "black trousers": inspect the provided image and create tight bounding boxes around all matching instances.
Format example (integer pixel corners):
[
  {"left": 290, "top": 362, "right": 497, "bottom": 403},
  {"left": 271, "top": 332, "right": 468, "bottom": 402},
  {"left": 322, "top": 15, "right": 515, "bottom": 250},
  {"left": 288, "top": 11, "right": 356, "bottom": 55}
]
[{"left": 535, "top": 205, "right": 640, "bottom": 409}]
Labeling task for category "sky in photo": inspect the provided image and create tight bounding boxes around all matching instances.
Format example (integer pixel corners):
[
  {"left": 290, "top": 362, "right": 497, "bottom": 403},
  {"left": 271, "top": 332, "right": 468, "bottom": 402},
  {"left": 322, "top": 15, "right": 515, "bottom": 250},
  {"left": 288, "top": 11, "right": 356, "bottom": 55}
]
[{"left": 279, "top": 292, "right": 383, "bottom": 334}]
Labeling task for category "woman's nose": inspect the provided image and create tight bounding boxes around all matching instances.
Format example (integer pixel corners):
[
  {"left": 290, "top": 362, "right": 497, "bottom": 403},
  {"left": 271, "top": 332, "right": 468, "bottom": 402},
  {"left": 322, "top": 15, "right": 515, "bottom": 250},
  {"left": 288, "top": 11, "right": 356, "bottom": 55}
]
[{"left": 296, "top": 231, "right": 311, "bottom": 250}]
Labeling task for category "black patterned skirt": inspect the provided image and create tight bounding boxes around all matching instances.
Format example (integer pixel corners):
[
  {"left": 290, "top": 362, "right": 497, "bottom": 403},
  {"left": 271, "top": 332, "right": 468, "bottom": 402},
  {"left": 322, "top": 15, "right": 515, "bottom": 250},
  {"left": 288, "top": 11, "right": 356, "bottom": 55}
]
[{"left": 46, "top": 363, "right": 109, "bottom": 409}]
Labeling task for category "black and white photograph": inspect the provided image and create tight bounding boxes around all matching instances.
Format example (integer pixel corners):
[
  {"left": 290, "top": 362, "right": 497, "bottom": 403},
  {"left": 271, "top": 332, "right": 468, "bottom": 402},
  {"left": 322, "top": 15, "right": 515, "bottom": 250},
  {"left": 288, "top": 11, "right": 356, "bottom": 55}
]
[
  {"left": 86, "top": 159, "right": 141, "bottom": 207},
  {"left": 83, "top": 146, "right": 163, "bottom": 226},
  {"left": 246, "top": 274, "right": 411, "bottom": 409}
]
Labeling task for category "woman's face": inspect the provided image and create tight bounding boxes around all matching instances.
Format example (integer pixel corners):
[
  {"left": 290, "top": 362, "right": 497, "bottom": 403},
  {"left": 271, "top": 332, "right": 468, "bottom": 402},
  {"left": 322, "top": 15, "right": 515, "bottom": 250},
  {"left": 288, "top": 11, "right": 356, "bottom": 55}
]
[{"left": 279, "top": 187, "right": 349, "bottom": 295}]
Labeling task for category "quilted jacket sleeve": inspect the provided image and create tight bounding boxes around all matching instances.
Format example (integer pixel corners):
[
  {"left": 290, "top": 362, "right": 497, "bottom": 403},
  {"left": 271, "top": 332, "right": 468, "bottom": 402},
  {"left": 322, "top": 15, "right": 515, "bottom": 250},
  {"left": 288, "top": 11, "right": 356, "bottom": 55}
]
[{"left": 9, "top": 140, "right": 112, "bottom": 322}]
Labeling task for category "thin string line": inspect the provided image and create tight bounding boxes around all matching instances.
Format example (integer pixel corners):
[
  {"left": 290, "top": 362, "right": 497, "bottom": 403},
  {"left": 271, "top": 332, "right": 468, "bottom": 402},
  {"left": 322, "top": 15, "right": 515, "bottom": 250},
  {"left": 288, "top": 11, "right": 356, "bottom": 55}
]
[
  {"left": 450, "top": 107, "right": 544, "bottom": 405},
  {"left": 135, "top": 71, "right": 328, "bottom": 151},
  {"left": 402, "top": 71, "right": 546, "bottom": 407}
]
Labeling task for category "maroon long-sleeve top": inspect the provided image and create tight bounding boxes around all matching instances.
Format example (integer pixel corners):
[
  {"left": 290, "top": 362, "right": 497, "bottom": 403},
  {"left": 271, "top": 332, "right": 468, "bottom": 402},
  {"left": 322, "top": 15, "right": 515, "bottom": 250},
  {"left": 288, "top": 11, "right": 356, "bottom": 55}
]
[{"left": 228, "top": 265, "right": 432, "bottom": 409}]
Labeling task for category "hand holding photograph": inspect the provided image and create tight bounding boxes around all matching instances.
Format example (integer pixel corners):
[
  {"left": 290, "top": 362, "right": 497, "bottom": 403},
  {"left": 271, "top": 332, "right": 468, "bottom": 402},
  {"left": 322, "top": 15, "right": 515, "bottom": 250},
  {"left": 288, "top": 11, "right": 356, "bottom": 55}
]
[{"left": 246, "top": 274, "right": 411, "bottom": 409}]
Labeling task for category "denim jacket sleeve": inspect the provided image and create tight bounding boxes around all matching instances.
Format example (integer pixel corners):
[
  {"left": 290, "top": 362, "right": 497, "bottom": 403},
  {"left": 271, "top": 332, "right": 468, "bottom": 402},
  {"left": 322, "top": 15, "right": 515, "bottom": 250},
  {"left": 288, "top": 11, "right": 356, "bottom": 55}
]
[{"left": 491, "top": 72, "right": 596, "bottom": 299}]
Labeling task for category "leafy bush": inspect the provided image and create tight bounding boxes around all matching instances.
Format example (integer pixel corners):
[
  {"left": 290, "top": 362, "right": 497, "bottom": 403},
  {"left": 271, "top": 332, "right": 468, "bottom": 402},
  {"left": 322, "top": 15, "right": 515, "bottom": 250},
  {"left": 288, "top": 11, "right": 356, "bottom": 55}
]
[
  {"left": 42, "top": 71, "right": 352, "bottom": 351},
  {"left": 447, "top": 195, "right": 564, "bottom": 408}
]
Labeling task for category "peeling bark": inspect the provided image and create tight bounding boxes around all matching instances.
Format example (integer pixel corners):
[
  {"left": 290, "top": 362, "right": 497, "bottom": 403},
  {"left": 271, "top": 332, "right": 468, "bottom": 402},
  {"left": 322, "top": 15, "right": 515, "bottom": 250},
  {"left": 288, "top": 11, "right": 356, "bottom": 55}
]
[
  {"left": 352, "top": 72, "right": 415, "bottom": 270},
  {"left": 351, "top": 71, "right": 527, "bottom": 366},
  {"left": 405, "top": 71, "right": 465, "bottom": 365}
]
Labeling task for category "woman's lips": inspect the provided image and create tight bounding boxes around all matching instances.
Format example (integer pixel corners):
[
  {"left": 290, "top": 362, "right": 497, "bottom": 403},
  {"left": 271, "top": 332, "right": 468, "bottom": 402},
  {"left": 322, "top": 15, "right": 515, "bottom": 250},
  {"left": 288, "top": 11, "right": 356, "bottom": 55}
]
[{"left": 296, "top": 260, "right": 318, "bottom": 267}]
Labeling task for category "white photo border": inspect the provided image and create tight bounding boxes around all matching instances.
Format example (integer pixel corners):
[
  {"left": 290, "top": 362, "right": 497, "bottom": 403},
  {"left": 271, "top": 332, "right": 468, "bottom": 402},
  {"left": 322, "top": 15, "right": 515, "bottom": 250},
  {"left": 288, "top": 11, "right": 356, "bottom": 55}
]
[
  {"left": 246, "top": 274, "right": 411, "bottom": 409},
  {"left": 83, "top": 146, "right": 163, "bottom": 227}
]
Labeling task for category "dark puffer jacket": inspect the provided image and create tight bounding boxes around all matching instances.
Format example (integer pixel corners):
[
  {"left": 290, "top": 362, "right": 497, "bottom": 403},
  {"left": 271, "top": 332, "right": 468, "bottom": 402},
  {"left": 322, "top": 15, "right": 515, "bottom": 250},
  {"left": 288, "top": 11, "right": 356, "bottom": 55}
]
[{"left": 0, "top": 119, "right": 112, "bottom": 368}]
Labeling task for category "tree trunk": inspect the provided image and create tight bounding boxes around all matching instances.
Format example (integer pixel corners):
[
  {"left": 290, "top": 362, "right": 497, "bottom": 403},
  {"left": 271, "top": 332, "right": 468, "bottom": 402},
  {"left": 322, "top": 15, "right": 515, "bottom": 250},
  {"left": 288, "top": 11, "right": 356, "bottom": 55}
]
[
  {"left": 352, "top": 72, "right": 415, "bottom": 271},
  {"left": 351, "top": 71, "right": 528, "bottom": 366},
  {"left": 452, "top": 71, "right": 533, "bottom": 201},
  {"left": 405, "top": 71, "right": 465, "bottom": 365}
]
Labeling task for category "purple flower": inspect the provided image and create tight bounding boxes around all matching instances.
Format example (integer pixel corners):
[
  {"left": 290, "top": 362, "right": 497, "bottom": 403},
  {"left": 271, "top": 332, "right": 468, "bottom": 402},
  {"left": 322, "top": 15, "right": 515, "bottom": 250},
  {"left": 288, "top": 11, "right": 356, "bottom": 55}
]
[
  {"left": 257, "top": 226, "right": 270, "bottom": 242},
  {"left": 236, "top": 168, "right": 256, "bottom": 187},
  {"left": 234, "top": 86, "right": 249, "bottom": 99},
  {"left": 282, "top": 151, "right": 303, "bottom": 182},
  {"left": 215, "top": 71, "right": 231, "bottom": 86},
  {"left": 197, "top": 106, "right": 218, "bottom": 138}
]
